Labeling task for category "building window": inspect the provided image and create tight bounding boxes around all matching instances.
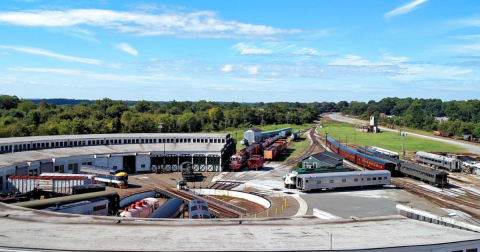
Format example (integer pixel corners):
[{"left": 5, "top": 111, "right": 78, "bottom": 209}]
[
  {"left": 141, "top": 164, "right": 146, "bottom": 168},
  {"left": 68, "top": 164, "right": 73, "bottom": 170}
]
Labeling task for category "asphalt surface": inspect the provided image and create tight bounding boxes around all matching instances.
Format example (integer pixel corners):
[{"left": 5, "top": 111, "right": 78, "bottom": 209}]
[{"left": 326, "top": 113, "right": 480, "bottom": 155}]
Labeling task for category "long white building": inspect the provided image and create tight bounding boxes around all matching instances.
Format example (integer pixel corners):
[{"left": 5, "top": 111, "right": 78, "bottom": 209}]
[{"left": 0, "top": 133, "right": 236, "bottom": 194}]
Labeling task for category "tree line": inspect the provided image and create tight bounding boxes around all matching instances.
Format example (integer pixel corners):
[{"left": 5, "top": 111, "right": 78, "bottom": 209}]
[
  {"left": 340, "top": 97, "right": 480, "bottom": 137},
  {"left": 0, "top": 95, "right": 322, "bottom": 137}
]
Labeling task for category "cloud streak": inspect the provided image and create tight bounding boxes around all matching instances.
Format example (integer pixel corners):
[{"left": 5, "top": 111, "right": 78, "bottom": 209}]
[
  {"left": 385, "top": 0, "right": 428, "bottom": 18},
  {"left": 0, "top": 45, "right": 101, "bottom": 65},
  {"left": 0, "top": 9, "right": 303, "bottom": 39},
  {"left": 115, "top": 43, "right": 138, "bottom": 56}
]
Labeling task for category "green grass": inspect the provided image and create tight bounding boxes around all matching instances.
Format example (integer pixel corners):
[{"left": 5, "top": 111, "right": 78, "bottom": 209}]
[{"left": 319, "top": 121, "right": 467, "bottom": 153}]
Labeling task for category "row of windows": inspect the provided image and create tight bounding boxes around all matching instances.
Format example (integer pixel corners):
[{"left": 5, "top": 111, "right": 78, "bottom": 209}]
[
  {"left": 0, "top": 138, "right": 226, "bottom": 153},
  {"left": 359, "top": 158, "right": 383, "bottom": 169},
  {"left": 314, "top": 176, "right": 388, "bottom": 184},
  {"left": 402, "top": 167, "right": 436, "bottom": 178}
]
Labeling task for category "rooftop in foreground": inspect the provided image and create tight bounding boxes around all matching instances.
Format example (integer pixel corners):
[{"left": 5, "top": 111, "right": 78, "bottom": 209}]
[{"left": 0, "top": 203, "right": 479, "bottom": 251}]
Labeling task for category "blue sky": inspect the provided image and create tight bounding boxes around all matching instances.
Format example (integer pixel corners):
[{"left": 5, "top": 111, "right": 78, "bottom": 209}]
[{"left": 1, "top": 0, "right": 480, "bottom": 103}]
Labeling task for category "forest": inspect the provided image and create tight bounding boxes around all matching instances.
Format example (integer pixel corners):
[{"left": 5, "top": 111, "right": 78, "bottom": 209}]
[
  {"left": 0, "top": 95, "right": 321, "bottom": 137},
  {"left": 1, "top": 95, "right": 480, "bottom": 138}
]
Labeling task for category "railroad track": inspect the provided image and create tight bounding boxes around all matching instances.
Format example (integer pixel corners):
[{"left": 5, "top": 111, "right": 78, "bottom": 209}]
[
  {"left": 392, "top": 178, "right": 480, "bottom": 211},
  {"left": 158, "top": 187, "right": 240, "bottom": 218},
  {"left": 276, "top": 124, "right": 320, "bottom": 169}
]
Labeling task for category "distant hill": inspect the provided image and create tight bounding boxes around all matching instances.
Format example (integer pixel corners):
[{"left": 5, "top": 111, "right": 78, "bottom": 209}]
[
  {"left": 26, "top": 98, "right": 251, "bottom": 106},
  {"left": 27, "top": 98, "right": 94, "bottom": 105}
]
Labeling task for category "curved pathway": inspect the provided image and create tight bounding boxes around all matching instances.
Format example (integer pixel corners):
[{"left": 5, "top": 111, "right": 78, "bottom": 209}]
[{"left": 325, "top": 113, "right": 480, "bottom": 155}]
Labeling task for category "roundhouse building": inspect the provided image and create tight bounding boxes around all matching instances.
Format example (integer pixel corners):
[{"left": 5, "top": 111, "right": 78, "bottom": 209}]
[{"left": 0, "top": 133, "right": 235, "bottom": 194}]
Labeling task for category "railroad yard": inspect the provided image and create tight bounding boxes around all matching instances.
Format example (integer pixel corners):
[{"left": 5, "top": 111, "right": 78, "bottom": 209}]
[{"left": 101, "top": 118, "right": 480, "bottom": 224}]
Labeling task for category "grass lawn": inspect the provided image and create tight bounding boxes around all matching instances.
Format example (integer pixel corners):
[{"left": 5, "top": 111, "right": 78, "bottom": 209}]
[{"left": 319, "top": 121, "right": 467, "bottom": 153}]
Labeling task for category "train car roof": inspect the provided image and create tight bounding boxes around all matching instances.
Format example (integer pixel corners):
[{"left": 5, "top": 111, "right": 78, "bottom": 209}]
[
  {"left": 12, "top": 191, "right": 119, "bottom": 209},
  {"left": 401, "top": 162, "right": 449, "bottom": 175},
  {"left": 416, "top": 151, "right": 459, "bottom": 162},
  {"left": 0, "top": 133, "right": 231, "bottom": 144},
  {"left": 298, "top": 170, "right": 391, "bottom": 179},
  {"left": 148, "top": 198, "right": 184, "bottom": 219}
]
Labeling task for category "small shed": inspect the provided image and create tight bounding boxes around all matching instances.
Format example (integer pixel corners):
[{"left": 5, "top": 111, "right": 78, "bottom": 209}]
[
  {"left": 301, "top": 151, "right": 344, "bottom": 168},
  {"left": 244, "top": 127, "right": 262, "bottom": 144}
]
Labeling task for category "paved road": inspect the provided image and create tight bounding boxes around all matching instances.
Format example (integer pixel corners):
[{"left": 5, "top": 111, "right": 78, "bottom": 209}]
[{"left": 325, "top": 113, "right": 480, "bottom": 155}]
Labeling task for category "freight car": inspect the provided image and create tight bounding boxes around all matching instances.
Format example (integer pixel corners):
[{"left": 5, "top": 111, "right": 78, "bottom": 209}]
[
  {"left": 8, "top": 175, "right": 92, "bottom": 195},
  {"left": 327, "top": 138, "right": 396, "bottom": 172},
  {"left": 264, "top": 139, "right": 287, "bottom": 160},
  {"left": 80, "top": 165, "right": 129, "bottom": 188},
  {"left": 40, "top": 172, "right": 97, "bottom": 185},
  {"left": 189, "top": 199, "right": 211, "bottom": 219},
  {"left": 120, "top": 198, "right": 160, "bottom": 218},
  {"left": 283, "top": 165, "right": 351, "bottom": 189},
  {"left": 433, "top": 131, "right": 453, "bottom": 137},
  {"left": 248, "top": 155, "right": 264, "bottom": 170},
  {"left": 291, "top": 130, "right": 300, "bottom": 141},
  {"left": 415, "top": 151, "right": 462, "bottom": 172},
  {"left": 180, "top": 162, "right": 195, "bottom": 182},
  {"left": 13, "top": 191, "right": 120, "bottom": 215},
  {"left": 296, "top": 170, "right": 391, "bottom": 192},
  {"left": 261, "top": 127, "right": 292, "bottom": 139},
  {"left": 43, "top": 198, "right": 109, "bottom": 216}
]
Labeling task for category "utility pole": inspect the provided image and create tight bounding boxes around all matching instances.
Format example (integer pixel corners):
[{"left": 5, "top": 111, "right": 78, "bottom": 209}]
[
  {"left": 401, "top": 131, "right": 407, "bottom": 156},
  {"left": 325, "top": 131, "right": 328, "bottom": 147}
]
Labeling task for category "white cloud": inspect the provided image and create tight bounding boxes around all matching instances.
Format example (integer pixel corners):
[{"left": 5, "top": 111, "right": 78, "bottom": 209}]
[
  {"left": 329, "top": 55, "right": 390, "bottom": 66},
  {"left": 233, "top": 43, "right": 272, "bottom": 54},
  {"left": 295, "top": 48, "right": 320, "bottom": 56},
  {"left": 7, "top": 67, "right": 190, "bottom": 82},
  {"left": 246, "top": 65, "right": 260, "bottom": 74},
  {"left": 385, "top": 0, "right": 429, "bottom": 18},
  {"left": 0, "top": 9, "right": 303, "bottom": 39},
  {"left": 0, "top": 45, "right": 101, "bottom": 65},
  {"left": 221, "top": 64, "right": 233, "bottom": 72},
  {"left": 384, "top": 55, "right": 409, "bottom": 63},
  {"left": 0, "top": 51, "right": 10, "bottom": 55},
  {"left": 114, "top": 43, "right": 138, "bottom": 56}
]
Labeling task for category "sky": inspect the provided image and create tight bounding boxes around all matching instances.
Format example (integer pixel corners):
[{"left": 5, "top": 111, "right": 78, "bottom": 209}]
[{"left": 1, "top": 0, "right": 480, "bottom": 103}]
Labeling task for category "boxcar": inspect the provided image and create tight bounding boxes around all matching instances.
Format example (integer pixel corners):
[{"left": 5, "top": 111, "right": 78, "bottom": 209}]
[{"left": 296, "top": 170, "right": 391, "bottom": 192}]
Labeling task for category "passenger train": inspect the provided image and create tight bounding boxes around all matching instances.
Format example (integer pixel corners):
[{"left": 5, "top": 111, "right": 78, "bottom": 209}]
[
  {"left": 79, "top": 165, "right": 129, "bottom": 189},
  {"left": 296, "top": 170, "right": 391, "bottom": 192},
  {"left": 189, "top": 199, "right": 211, "bottom": 219},
  {"left": 415, "top": 151, "right": 462, "bottom": 172}
]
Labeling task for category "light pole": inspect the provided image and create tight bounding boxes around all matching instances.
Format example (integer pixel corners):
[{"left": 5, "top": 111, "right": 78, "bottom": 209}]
[
  {"left": 325, "top": 131, "right": 328, "bottom": 147},
  {"left": 401, "top": 131, "right": 407, "bottom": 156}
]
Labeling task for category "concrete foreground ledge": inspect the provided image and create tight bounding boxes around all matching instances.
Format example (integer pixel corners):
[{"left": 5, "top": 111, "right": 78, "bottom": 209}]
[{"left": 1, "top": 203, "right": 480, "bottom": 251}]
